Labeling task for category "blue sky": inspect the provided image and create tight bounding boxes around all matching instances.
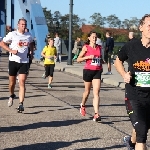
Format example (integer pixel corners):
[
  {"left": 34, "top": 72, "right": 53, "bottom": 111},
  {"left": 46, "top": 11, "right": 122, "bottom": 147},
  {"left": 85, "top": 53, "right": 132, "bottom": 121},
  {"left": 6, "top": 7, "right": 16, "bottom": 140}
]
[{"left": 7, "top": 0, "right": 150, "bottom": 28}]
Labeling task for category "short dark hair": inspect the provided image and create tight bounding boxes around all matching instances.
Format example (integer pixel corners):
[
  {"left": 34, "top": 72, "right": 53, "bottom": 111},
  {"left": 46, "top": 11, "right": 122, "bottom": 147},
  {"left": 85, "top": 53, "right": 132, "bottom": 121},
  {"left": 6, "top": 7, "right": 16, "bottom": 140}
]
[
  {"left": 48, "top": 38, "right": 54, "bottom": 41},
  {"left": 85, "top": 31, "right": 97, "bottom": 45},
  {"left": 18, "top": 18, "right": 27, "bottom": 24},
  {"left": 106, "top": 31, "right": 112, "bottom": 36},
  {"left": 139, "top": 14, "right": 150, "bottom": 26},
  {"left": 97, "top": 33, "right": 101, "bottom": 38}
]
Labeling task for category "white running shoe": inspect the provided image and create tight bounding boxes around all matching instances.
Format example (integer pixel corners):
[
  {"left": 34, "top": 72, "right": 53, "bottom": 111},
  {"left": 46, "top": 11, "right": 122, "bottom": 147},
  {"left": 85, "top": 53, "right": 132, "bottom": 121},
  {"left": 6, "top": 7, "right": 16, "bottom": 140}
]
[
  {"left": 104, "top": 72, "right": 112, "bottom": 75},
  {"left": 123, "top": 136, "right": 135, "bottom": 150},
  {"left": 8, "top": 94, "right": 16, "bottom": 107}
]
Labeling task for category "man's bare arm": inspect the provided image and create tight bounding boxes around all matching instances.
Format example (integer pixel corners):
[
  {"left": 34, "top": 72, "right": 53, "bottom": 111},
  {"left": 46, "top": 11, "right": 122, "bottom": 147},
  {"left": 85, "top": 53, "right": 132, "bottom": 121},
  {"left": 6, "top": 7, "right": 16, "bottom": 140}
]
[
  {"left": 114, "top": 57, "right": 126, "bottom": 77},
  {"left": 0, "top": 41, "right": 17, "bottom": 54},
  {"left": 114, "top": 57, "right": 131, "bottom": 83}
]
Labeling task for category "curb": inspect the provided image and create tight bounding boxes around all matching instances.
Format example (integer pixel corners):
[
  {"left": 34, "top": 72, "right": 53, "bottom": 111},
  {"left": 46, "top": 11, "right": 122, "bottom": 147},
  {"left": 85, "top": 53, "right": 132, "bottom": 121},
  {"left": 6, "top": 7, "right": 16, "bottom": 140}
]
[
  {"left": 102, "top": 78, "right": 125, "bottom": 89},
  {"left": 33, "top": 60, "right": 125, "bottom": 89}
]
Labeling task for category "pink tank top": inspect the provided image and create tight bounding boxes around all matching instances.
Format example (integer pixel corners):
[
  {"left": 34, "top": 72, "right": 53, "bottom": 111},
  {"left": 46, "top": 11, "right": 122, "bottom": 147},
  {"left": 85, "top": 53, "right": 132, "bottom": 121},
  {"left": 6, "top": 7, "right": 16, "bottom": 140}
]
[{"left": 84, "top": 45, "right": 102, "bottom": 70}]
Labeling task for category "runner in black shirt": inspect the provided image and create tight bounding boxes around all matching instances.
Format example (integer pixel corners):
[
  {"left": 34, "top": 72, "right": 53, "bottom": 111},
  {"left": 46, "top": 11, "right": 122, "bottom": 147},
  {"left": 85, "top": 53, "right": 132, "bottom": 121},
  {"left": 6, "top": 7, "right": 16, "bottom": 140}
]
[{"left": 115, "top": 14, "right": 150, "bottom": 150}]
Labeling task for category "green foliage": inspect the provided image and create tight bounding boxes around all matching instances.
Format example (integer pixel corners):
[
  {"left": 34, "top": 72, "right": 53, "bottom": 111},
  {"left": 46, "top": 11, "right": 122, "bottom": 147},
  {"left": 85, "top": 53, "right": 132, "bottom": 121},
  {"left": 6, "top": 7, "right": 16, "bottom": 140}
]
[
  {"left": 89, "top": 13, "right": 103, "bottom": 26},
  {"left": 114, "top": 34, "right": 128, "bottom": 42},
  {"left": 106, "top": 14, "right": 121, "bottom": 28},
  {"left": 43, "top": 7, "right": 86, "bottom": 40},
  {"left": 113, "top": 46, "right": 122, "bottom": 55},
  {"left": 42, "top": 8, "right": 140, "bottom": 43}
]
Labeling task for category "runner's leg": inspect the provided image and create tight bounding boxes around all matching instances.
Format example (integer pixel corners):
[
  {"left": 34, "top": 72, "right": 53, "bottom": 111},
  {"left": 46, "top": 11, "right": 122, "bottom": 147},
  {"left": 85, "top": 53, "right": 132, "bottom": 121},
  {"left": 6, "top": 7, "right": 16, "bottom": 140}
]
[
  {"left": 92, "top": 78, "right": 101, "bottom": 114},
  {"left": 8, "top": 61, "right": 17, "bottom": 107},
  {"left": 18, "top": 74, "right": 27, "bottom": 103},
  {"left": 82, "top": 81, "right": 91, "bottom": 106},
  {"left": 9, "top": 76, "right": 16, "bottom": 96}
]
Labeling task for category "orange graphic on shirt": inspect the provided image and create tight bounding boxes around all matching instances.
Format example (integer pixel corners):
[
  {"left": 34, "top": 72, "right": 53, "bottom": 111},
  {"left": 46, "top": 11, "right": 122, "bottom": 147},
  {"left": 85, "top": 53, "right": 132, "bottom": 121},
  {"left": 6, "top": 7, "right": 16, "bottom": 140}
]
[
  {"left": 133, "top": 61, "right": 150, "bottom": 71},
  {"left": 17, "top": 41, "right": 29, "bottom": 48}
]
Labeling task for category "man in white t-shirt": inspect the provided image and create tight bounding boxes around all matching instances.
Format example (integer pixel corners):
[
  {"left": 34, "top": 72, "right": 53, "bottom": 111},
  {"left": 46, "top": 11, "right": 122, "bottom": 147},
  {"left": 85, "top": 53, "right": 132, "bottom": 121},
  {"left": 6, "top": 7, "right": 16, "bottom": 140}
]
[
  {"left": 0, "top": 18, "right": 34, "bottom": 112},
  {"left": 54, "top": 33, "right": 61, "bottom": 63}
]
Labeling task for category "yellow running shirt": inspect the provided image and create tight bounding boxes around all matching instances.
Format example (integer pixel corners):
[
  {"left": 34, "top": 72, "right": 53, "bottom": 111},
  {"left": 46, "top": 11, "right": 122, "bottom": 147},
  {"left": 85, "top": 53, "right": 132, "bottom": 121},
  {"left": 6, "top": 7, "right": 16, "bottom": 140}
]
[{"left": 42, "top": 46, "right": 57, "bottom": 65}]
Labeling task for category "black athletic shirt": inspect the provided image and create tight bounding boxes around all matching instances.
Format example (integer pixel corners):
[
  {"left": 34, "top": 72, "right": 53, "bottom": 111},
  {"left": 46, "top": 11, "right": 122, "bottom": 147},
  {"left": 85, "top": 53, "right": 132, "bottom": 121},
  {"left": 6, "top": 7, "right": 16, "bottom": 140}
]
[{"left": 118, "top": 39, "right": 150, "bottom": 100}]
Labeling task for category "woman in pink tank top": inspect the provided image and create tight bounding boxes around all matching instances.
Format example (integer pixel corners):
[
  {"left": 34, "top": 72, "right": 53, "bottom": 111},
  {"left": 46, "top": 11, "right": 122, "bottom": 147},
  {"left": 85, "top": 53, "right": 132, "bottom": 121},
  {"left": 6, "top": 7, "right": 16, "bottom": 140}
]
[{"left": 77, "top": 31, "right": 103, "bottom": 122}]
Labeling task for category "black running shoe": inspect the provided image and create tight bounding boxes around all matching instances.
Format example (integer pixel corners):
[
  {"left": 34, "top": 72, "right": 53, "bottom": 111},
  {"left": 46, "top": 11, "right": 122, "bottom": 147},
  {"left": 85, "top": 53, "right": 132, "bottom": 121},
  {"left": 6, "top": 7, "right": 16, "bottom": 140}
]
[{"left": 17, "top": 103, "right": 24, "bottom": 113}]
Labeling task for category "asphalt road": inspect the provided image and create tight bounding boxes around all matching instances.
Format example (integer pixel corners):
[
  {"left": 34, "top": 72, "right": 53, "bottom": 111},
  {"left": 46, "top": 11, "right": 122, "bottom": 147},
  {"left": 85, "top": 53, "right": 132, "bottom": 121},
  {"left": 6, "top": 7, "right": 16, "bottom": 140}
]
[{"left": 0, "top": 55, "right": 150, "bottom": 150}]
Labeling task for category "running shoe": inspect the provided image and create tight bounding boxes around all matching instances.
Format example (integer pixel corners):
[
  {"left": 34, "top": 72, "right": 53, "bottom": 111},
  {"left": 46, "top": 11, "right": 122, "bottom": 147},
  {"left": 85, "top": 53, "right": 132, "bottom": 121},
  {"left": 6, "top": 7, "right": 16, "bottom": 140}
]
[
  {"left": 42, "top": 73, "right": 46, "bottom": 79},
  {"left": 8, "top": 94, "right": 16, "bottom": 107},
  {"left": 93, "top": 113, "right": 101, "bottom": 122},
  {"left": 123, "top": 136, "right": 135, "bottom": 150},
  {"left": 17, "top": 103, "right": 24, "bottom": 113},
  {"left": 80, "top": 103, "right": 86, "bottom": 116},
  {"left": 104, "top": 72, "right": 112, "bottom": 75},
  {"left": 48, "top": 84, "right": 52, "bottom": 89}
]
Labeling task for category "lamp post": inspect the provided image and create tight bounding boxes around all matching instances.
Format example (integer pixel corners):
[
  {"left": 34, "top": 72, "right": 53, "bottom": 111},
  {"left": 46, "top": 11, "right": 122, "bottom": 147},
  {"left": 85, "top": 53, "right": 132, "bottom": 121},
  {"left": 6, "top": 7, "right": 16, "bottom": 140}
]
[{"left": 67, "top": 0, "right": 73, "bottom": 65}]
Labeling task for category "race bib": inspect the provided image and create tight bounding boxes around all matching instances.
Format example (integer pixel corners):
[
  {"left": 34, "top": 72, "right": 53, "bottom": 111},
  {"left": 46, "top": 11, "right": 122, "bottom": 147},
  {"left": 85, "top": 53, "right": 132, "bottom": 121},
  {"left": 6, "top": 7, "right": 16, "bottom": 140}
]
[
  {"left": 48, "top": 56, "right": 54, "bottom": 61},
  {"left": 91, "top": 57, "right": 100, "bottom": 66},
  {"left": 135, "top": 72, "right": 150, "bottom": 87}
]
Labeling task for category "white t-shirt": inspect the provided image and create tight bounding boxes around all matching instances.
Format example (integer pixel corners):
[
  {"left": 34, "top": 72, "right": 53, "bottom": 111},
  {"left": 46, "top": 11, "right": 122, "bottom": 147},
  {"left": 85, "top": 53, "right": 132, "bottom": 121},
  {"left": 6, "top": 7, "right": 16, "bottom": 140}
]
[
  {"left": 3, "top": 30, "right": 33, "bottom": 63},
  {"left": 54, "top": 37, "right": 61, "bottom": 53},
  {"left": 96, "top": 38, "right": 102, "bottom": 46}
]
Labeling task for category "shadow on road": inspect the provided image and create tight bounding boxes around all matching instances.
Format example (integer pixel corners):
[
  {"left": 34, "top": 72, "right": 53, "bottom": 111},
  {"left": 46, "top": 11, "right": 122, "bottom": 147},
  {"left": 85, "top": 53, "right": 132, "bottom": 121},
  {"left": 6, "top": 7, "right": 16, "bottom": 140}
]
[
  {"left": 0, "top": 97, "right": 9, "bottom": 100},
  {"left": 3, "top": 138, "right": 101, "bottom": 150},
  {"left": 0, "top": 119, "right": 89, "bottom": 133},
  {"left": 79, "top": 144, "right": 125, "bottom": 149},
  {"left": 3, "top": 138, "right": 126, "bottom": 150}
]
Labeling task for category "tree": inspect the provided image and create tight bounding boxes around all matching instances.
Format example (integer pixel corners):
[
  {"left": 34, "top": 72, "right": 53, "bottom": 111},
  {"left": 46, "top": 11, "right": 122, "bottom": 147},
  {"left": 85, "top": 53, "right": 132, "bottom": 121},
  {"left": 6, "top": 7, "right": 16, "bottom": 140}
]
[
  {"left": 117, "top": 20, "right": 122, "bottom": 29},
  {"left": 89, "top": 13, "right": 103, "bottom": 26},
  {"left": 122, "top": 19, "right": 130, "bottom": 30},
  {"left": 106, "top": 14, "right": 121, "bottom": 28},
  {"left": 53, "top": 11, "right": 61, "bottom": 21},
  {"left": 43, "top": 7, "right": 53, "bottom": 24},
  {"left": 101, "top": 17, "right": 107, "bottom": 28},
  {"left": 129, "top": 17, "right": 139, "bottom": 30},
  {"left": 81, "top": 33, "right": 88, "bottom": 42},
  {"left": 122, "top": 17, "right": 139, "bottom": 30},
  {"left": 43, "top": 7, "right": 54, "bottom": 33},
  {"left": 59, "top": 14, "right": 84, "bottom": 39},
  {"left": 79, "top": 18, "right": 86, "bottom": 27},
  {"left": 115, "top": 34, "right": 128, "bottom": 42}
]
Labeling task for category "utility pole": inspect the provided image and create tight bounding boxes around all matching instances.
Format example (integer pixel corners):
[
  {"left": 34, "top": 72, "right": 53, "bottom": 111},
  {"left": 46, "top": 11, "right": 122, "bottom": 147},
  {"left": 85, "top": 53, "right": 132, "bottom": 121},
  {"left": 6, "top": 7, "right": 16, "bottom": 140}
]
[
  {"left": 11, "top": 0, "right": 14, "bottom": 31},
  {"left": 67, "top": 0, "right": 73, "bottom": 65}
]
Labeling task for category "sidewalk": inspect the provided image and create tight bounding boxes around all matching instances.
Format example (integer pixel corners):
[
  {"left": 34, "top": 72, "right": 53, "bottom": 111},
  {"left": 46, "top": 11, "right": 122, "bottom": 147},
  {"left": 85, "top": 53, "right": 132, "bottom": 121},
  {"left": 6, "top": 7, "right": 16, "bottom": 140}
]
[{"left": 35, "top": 60, "right": 128, "bottom": 89}]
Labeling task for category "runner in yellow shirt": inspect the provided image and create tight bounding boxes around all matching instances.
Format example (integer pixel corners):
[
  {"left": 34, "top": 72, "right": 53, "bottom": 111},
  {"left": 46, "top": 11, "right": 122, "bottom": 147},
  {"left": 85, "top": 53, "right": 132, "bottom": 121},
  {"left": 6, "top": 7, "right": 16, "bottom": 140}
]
[{"left": 41, "top": 38, "right": 57, "bottom": 88}]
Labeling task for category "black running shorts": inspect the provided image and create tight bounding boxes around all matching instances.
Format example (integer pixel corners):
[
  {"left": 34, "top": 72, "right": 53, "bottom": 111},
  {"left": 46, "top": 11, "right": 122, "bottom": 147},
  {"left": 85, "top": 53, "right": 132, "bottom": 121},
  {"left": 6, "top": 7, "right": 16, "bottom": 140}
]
[
  {"left": 125, "top": 98, "right": 150, "bottom": 143},
  {"left": 9, "top": 61, "right": 29, "bottom": 76},
  {"left": 83, "top": 69, "right": 101, "bottom": 82},
  {"left": 45, "top": 64, "right": 55, "bottom": 77}
]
